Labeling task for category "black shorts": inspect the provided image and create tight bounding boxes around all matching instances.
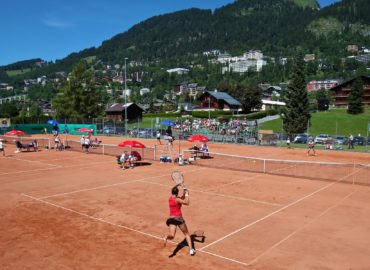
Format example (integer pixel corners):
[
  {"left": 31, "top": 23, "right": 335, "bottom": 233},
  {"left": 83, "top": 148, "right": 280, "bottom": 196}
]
[
  {"left": 84, "top": 144, "right": 90, "bottom": 149},
  {"left": 0, "top": 148, "right": 3, "bottom": 151},
  {"left": 166, "top": 217, "right": 185, "bottom": 226}
]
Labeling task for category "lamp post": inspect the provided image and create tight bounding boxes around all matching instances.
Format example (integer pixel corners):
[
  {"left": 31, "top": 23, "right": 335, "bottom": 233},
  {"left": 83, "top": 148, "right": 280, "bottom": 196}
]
[{"left": 124, "top": 57, "right": 128, "bottom": 136}]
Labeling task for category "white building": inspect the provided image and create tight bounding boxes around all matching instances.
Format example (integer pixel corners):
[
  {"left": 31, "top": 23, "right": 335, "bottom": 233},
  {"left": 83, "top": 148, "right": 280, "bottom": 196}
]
[
  {"left": 166, "top": 68, "right": 189, "bottom": 74},
  {"left": 261, "top": 100, "right": 286, "bottom": 111},
  {"left": 121, "top": 89, "right": 132, "bottom": 98},
  {"left": 229, "top": 59, "right": 266, "bottom": 73},
  {"left": 140, "top": 88, "right": 150, "bottom": 96},
  {"left": 244, "top": 50, "right": 263, "bottom": 60}
]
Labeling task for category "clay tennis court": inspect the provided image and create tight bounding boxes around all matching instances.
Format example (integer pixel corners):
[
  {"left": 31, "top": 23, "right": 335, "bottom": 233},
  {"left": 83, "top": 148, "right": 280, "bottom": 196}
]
[{"left": 1, "top": 135, "right": 369, "bottom": 270}]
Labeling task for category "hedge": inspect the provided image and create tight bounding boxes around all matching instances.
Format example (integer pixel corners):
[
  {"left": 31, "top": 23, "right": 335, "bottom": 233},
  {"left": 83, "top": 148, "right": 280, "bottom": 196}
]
[
  {"left": 144, "top": 112, "right": 181, "bottom": 118},
  {"left": 191, "top": 110, "right": 232, "bottom": 118}
]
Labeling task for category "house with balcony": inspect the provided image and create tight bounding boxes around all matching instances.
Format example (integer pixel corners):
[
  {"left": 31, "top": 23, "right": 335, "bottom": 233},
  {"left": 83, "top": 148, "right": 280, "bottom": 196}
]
[
  {"left": 105, "top": 103, "right": 144, "bottom": 121},
  {"left": 197, "top": 90, "right": 242, "bottom": 113},
  {"left": 306, "top": 80, "right": 341, "bottom": 92},
  {"left": 330, "top": 76, "right": 370, "bottom": 107}
]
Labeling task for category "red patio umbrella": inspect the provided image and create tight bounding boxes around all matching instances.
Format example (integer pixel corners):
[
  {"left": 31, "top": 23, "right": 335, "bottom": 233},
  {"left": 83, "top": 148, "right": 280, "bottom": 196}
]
[
  {"left": 5, "top": 129, "right": 26, "bottom": 136},
  {"left": 118, "top": 140, "right": 146, "bottom": 148},
  {"left": 187, "top": 134, "right": 209, "bottom": 143},
  {"left": 77, "top": 128, "right": 94, "bottom": 133}
]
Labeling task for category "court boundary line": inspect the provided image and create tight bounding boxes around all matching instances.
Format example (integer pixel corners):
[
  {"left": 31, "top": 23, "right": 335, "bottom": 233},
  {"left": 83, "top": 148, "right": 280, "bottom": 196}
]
[
  {"left": 5, "top": 156, "right": 61, "bottom": 167},
  {"left": 245, "top": 188, "right": 359, "bottom": 267},
  {"left": 21, "top": 193, "right": 248, "bottom": 267},
  {"left": 0, "top": 160, "right": 113, "bottom": 177},
  {"left": 199, "top": 166, "right": 364, "bottom": 251},
  {"left": 38, "top": 167, "right": 204, "bottom": 199},
  {"left": 38, "top": 163, "right": 274, "bottom": 207},
  {"left": 137, "top": 179, "right": 281, "bottom": 207}
]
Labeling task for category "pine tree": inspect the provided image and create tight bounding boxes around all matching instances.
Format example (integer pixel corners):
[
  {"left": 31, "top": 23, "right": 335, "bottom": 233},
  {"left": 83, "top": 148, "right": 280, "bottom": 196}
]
[
  {"left": 282, "top": 51, "right": 310, "bottom": 136},
  {"left": 347, "top": 77, "right": 364, "bottom": 115},
  {"left": 53, "top": 61, "right": 103, "bottom": 121}
]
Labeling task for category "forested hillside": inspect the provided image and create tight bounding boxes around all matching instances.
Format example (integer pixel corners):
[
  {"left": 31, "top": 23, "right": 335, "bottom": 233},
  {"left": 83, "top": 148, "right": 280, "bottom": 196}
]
[{"left": 1, "top": 0, "right": 369, "bottom": 84}]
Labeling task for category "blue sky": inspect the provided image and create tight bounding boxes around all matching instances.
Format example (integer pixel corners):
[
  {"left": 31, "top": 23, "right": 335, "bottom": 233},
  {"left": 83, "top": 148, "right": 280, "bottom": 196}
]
[{"left": 0, "top": 0, "right": 340, "bottom": 66}]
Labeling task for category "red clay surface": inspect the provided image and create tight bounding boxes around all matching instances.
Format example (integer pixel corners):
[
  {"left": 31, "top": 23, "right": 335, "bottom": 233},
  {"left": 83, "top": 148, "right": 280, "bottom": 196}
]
[{"left": 0, "top": 135, "right": 369, "bottom": 270}]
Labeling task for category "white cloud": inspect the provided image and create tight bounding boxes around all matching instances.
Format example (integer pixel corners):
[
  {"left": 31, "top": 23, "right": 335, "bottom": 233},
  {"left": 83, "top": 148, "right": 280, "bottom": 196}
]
[{"left": 42, "top": 17, "right": 72, "bottom": 28}]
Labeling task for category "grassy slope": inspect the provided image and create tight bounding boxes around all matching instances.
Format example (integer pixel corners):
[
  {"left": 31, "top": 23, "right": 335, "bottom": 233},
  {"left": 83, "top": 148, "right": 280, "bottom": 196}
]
[
  {"left": 6, "top": 68, "right": 31, "bottom": 76},
  {"left": 261, "top": 109, "right": 370, "bottom": 136}
]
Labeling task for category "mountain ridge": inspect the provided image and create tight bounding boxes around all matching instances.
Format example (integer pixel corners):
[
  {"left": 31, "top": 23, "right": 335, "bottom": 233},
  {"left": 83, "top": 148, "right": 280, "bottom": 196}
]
[{"left": 1, "top": 0, "right": 369, "bottom": 81}]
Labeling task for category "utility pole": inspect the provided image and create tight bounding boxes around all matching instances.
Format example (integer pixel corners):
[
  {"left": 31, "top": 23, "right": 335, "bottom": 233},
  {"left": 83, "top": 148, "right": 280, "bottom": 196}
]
[{"left": 124, "top": 57, "right": 128, "bottom": 136}]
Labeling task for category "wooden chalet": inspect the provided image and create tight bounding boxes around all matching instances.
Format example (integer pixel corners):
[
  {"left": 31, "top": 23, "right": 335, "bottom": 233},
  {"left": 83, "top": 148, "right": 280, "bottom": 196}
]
[
  {"left": 330, "top": 76, "right": 370, "bottom": 107},
  {"left": 105, "top": 103, "right": 144, "bottom": 121},
  {"left": 197, "top": 91, "right": 242, "bottom": 113}
]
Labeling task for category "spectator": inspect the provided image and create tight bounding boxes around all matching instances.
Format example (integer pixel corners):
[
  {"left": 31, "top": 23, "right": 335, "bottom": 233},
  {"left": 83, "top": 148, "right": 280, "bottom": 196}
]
[
  {"left": 54, "top": 135, "right": 60, "bottom": 150},
  {"left": 84, "top": 136, "right": 90, "bottom": 153},
  {"left": 0, "top": 139, "right": 5, "bottom": 156},
  {"left": 348, "top": 134, "right": 354, "bottom": 149},
  {"left": 156, "top": 130, "right": 162, "bottom": 145},
  {"left": 80, "top": 136, "right": 85, "bottom": 150}
]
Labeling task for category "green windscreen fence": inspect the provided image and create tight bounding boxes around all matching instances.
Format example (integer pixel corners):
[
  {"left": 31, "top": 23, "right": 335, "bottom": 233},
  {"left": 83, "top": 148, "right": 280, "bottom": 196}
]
[
  {"left": 59, "top": 124, "right": 97, "bottom": 135},
  {"left": 0, "top": 124, "right": 97, "bottom": 135},
  {"left": 7, "top": 124, "right": 52, "bottom": 135}
]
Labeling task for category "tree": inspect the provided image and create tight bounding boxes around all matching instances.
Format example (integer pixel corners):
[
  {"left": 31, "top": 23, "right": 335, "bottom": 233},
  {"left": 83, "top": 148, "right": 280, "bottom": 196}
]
[
  {"left": 0, "top": 101, "right": 19, "bottom": 117},
  {"left": 230, "top": 84, "right": 262, "bottom": 113},
  {"left": 316, "top": 88, "right": 330, "bottom": 111},
  {"left": 53, "top": 61, "right": 103, "bottom": 120},
  {"left": 282, "top": 52, "right": 310, "bottom": 135},
  {"left": 347, "top": 77, "right": 364, "bottom": 114}
]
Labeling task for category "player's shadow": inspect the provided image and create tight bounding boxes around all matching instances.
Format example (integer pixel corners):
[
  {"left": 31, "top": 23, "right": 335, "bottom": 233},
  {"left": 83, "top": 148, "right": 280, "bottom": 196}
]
[{"left": 169, "top": 233, "right": 206, "bottom": 258}]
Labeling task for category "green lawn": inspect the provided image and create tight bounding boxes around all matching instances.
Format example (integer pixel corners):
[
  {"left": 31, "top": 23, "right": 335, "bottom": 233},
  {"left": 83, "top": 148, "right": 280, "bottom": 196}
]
[
  {"left": 6, "top": 68, "right": 31, "bottom": 76},
  {"left": 261, "top": 109, "right": 370, "bottom": 137},
  {"left": 127, "top": 117, "right": 179, "bottom": 130}
]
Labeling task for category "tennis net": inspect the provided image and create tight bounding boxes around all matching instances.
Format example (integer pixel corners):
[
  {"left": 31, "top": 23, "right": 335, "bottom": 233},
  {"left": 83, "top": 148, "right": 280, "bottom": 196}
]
[
  {"left": 64, "top": 140, "right": 156, "bottom": 161},
  {"left": 182, "top": 150, "right": 370, "bottom": 186},
  {"left": 0, "top": 135, "right": 51, "bottom": 149}
]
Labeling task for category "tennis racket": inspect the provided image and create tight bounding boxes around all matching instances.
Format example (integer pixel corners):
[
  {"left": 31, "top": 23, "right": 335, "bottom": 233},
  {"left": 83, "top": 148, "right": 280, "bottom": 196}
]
[{"left": 171, "top": 170, "right": 186, "bottom": 190}]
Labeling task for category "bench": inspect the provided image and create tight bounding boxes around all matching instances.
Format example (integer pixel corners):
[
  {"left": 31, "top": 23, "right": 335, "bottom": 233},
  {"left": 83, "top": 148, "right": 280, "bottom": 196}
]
[{"left": 15, "top": 141, "right": 37, "bottom": 152}]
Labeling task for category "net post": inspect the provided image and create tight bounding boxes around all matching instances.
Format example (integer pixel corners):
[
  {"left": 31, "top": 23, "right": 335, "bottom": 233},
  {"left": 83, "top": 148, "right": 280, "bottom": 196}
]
[
  {"left": 102, "top": 144, "right": 105, "bottom": 155},
  {"left": 48, "top": 138, "right": 51, "bottom": 150},
  {"left": 154, "top": 145, "right": 156, "bottom": 161},
  {"left": 353, "top": 161, "right": 355, "bottom": 185},
  {"left": 263, "top": 159, "right": 266, "bottom": 173}
]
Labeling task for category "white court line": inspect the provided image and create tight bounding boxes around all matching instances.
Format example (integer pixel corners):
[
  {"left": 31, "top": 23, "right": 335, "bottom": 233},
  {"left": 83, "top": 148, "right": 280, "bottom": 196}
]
[
  {"left": 39, "top": 167, "right": 204, "bottom": 199},
  {"left": 246, "top": 188, "right": 358, "bottom": 267},
  {"left": 199, "top": 166, "right": 364, "bottom": 251},
  {"left": 5, "top": 156, "right": 60, "bottom": 167},
  {"left": 21, "top": 193, "right": 248, "bottom": 267},
  {"left": 0, "top": 160, "right": 112, "bottom": 176},
  {"left": 138, "top": 179, "right": 281, "bottom": 207}
]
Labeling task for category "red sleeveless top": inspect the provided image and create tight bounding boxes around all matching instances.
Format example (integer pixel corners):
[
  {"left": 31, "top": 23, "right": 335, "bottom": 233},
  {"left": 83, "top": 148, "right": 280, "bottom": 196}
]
[{"left": 168, "top": 196, "right": 182, "bottom": 217}]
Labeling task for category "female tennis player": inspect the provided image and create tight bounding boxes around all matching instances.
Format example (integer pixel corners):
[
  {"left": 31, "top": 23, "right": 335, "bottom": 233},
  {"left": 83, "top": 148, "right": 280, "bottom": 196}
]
[{"left": 164, "top": 185, "right": 196, "bottom": 256}]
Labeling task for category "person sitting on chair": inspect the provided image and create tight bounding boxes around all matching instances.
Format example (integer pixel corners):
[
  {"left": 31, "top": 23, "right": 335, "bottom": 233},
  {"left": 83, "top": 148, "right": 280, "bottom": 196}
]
[
  {"left": 30, "top": 139, "right": 38, "bottom": 152},
  {"left": 199, "top": 143, "right": 209, "bottom": 158},
  {"left": 119, "top": 151, "right": 131, "bottom": 170}
]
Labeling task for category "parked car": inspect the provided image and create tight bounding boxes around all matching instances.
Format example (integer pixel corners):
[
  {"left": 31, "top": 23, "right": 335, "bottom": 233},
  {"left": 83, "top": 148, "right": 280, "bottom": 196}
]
[
  {"left": 334, "top": 136, "right": 348, "bottom": 145},
  {"left": 367, "top": 137, "right": 370, "bottom": 146},
  {"left": 137, "top": 129, "right": 156, "bottom": 138},
  {"left": 293, "top": 134, "right": 308, "bottom": 144},
  {"left": 353, "top": 136, "right": 365, "bottom": 145},
  {"left": 314, "top": 134, "right": 331, "bottom": 144}
]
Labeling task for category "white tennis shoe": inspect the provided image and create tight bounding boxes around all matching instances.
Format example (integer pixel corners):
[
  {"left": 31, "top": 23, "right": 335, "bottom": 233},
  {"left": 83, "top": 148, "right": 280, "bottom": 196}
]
[{"left": 190, "top": 248, "right": 196, "bottom": 256}]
